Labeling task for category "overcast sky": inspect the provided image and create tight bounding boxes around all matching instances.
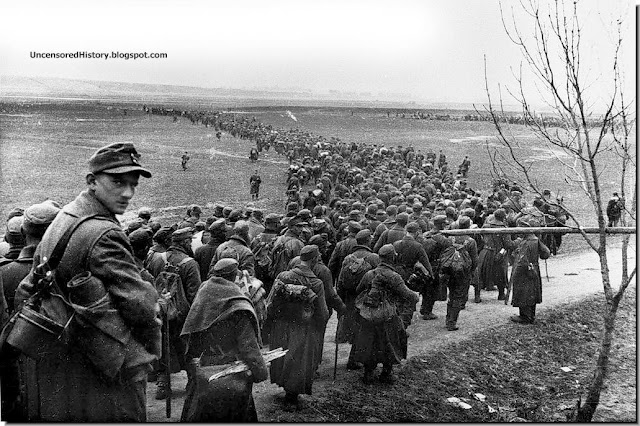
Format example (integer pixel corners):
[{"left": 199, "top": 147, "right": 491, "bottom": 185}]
[{"left": 0, "top": 0, "right": 635, "bottom": 105}]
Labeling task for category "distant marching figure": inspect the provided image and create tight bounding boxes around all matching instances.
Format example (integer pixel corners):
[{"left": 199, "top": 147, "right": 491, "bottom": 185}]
[
  {"left": 250, "top": 169, "right": 262, "bottom": 200},
  {"left": 249, "top": 148, "right": 259, "bottom": 163},
  {"left": 181, "top": 151, "right": 190, "bottom": 171}
]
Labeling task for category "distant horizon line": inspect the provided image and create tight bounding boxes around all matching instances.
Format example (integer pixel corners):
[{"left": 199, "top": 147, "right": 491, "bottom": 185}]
[{"left": 0, "top": 74, "right": 547, "bottom": 112}]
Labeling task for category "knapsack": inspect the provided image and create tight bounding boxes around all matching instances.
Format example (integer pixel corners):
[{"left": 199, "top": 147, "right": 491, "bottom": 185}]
[
  {"left": 154, "top": 252, "right": 191, "bottom": 322},
  {"left": 268, "top": 238, "right": 289, "bottom": 280},
  {"left": 338, "top": 254, "right": 373, "bottom": 293},
  {"left": 440, "top": 238, "right": 472, "bottom": 275},
  {"left": 252, "top": 236, "right": 276, "bottom": 279}
]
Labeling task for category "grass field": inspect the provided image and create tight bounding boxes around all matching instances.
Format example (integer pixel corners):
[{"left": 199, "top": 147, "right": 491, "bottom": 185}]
[{"left": 1, "top": 99, "right": 634, "bottom": 235}]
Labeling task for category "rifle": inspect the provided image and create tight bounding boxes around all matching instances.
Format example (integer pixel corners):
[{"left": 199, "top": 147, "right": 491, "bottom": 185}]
[{"left": 164, "top": 315, "right": 172, "bottom": 418}]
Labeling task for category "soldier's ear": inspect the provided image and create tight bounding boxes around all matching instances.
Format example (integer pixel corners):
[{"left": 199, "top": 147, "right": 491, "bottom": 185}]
[{"left": 86, "top": 173, "right": 97, "bottom": 188}]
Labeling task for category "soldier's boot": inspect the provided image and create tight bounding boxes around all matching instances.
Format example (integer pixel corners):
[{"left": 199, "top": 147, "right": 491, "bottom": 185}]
[
  {"left": 378, "top": 364, "right": 396, "bottom": 384},
  {"left": 474, "top": 284, "right": 482, "bottom": 303},
  {"left": 445, "top": 306, "right": 460, "bottom": 331},
  {"left": 154, "top": 374, "right": 169, "bottom": 400},
  {"left": 362, "top": 366, "right": 375, "bottom": 384},
  {"left": 497, "top": 285, "right": 506, "bottom": 300}
]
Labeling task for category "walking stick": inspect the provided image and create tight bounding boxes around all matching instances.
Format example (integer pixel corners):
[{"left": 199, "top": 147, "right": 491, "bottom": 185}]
[
  {"left": 544, "top": 259, "right": 549, "bottom": 282},
  {"left": 333, "top": 337, "right": 339, "bottom": 381},
  {"left": 164, "top": 315, "right": 172, "bottom": 419}
]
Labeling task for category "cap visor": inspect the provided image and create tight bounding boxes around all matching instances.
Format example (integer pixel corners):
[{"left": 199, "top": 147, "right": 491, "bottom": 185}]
[{"left": 102, "top": 165, "right": 152, "bottom": 178}]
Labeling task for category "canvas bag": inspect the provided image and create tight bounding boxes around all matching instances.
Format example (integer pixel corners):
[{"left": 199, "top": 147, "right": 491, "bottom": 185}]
[{"left": 155, "top": 252, "right": 191, "bottom": 322}]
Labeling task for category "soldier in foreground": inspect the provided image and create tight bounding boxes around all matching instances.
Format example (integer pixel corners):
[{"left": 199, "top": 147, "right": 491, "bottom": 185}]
[
  {"left": 14, "top": 143, "right": 162, "bottom": 421},
  {"left": 180, "top": 258, "right": 268, "bottom": 421},
  {"left": 351, "top": 244, "right": 419, "bottom": 384}
]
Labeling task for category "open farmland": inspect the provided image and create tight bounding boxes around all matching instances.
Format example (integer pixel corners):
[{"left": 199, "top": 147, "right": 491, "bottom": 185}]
[{"left": 1, "top": 99, "right": 633, "bottom": 233}]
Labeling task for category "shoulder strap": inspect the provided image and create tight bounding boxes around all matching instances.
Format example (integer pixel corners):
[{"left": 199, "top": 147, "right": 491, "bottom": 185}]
[{"left": 46, "top": 214, "right": 102, "bottom": 270}]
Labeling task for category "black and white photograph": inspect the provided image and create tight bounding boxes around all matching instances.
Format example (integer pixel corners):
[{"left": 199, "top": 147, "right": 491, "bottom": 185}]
[{"left": 0, "top": 0, "right": 636, "bottom": 422}]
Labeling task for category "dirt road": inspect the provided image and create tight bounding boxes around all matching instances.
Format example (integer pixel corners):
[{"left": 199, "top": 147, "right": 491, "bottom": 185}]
[{"left": 146, "top": 240, "right": 636, "bottom": 422}]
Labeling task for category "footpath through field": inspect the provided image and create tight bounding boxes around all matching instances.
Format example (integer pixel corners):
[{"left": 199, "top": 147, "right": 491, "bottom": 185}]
[{"left": 146, "top": 240, "right": 636, "bottom": 422}]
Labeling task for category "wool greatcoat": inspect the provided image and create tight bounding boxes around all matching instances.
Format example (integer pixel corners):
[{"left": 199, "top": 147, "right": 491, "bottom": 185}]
[
  {"left": 266, "top": 265, "right": 330, "bottom": 396},
  {"left": 476, "top": 216, "right": 518, "bottom": 291},
  {"left": 510, "top": 235, "right": 550, "bottom": 308},
  {"left": 14, "top": 190, "right": 161, "bottom": 422},
  {"left": 392, "top": 234, "right": 433, "bottom": 327},
  {"left": 350, "top": 263, "right": 419, "bottom": 368}
]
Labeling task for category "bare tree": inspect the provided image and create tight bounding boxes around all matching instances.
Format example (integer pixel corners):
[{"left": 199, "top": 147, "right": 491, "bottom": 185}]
[{"left": 479, "top": 0, "right": 636, "bottom": 421}]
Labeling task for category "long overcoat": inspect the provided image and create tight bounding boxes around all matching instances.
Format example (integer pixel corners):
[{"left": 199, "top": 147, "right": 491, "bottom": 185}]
[{"left": 510, "top": 235, "right": 550, "bottom": 307}]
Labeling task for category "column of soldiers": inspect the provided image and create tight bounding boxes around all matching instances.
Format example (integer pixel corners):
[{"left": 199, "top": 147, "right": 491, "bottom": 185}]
[{"left": 1, "top": 128, "right": 569, "bottom": 420}]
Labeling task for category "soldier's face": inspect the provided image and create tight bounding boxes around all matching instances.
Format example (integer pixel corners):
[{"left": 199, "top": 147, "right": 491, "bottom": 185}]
[{"left": 90, "top": 172, "right": 139, "bottom": 214}]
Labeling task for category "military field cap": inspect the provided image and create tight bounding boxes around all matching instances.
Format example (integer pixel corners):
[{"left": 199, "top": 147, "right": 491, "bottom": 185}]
[
  {"left": 349, "top": 209, "right": 360, "bottom": 217},
  {"left": 313, "top": 205, "right": 324, "bottom": 216},
  {"left": 494, "top": 208, "right": 507, "bottom": 221},
  {"left": 462, "top": 208, "right": 476, "bottom": 218},
  {"left": 297, "top": 209, "right": 311, "bottom": 219},
  {"left": 376, "top": 209, "right": 386, "bottom": 216},
  {"left": 348, "top": 221, "right": 362, "bottom": 233},
  {"left": 445, "top": 206, "right": 457, "bottom": 216},
  {"left": 433, "top": 214, "right": 447, "bottom": 224},
  {"left": 366, "top": 204, "right": 378, "bottom": 215},
  {"left": 88, "top": 143, "right": 151, "bottom": 178},
  {"left": 378, "top": 244, "right": 396, "bottom": 257},
  {"left": 234, "top": 220, "right": 250, "bottom": 233},
  {"left": 406, "top": 222, "right": 420, "bottom": 233},
  {"left": 6, "top": 207, "right": 25, "bottom": 222},
  {"left": 171, "top": 227, "right": 193, "bottom": 242},
  {"left": 355, "top": 229, "right": 372, "bottom": 244},
  {"left": 265, "top": 213, "right": 280, "bottom": 224},
  {"left": 190, "top": 204, "right": 202, "bottom": 214},
  {"left": 223, "top": 206, "right": 233, "bottom": 216},
  {"left": 290, "top": 216, "right": 309, "bottom": 227},
  {"left": 154, "top": 226, "right": 174, "bottom": 241},
  {"left": 458, "top": 216, "right": 471, "bottom": 229},
  {"left": 300, "top": 244, "right": 320, "bottom": 261},
  {"left": 228, "top": 209, "right": 243, "bottom": 222},
  {"left": 413, "top": 202, "right": 423, "bottom": 210},
  {"left": 23, "top": 200, "right": 60, "bottom": 229},
  {"left": 209, "top": 218, "right": 227, "bottom": 233},
  {"left": 308, "top": 234, "right": 326, "bottom": 247},
  {"left": 213, "top": 258, "right": 239, "bottom": 276},
  {"left": 396, "top": 212, "right": 409, "bottom": 226},
  {"left": 138, "top": 207, "right": 152, "bottom": 218},
  {"left": 6, "top": 216, "right": 24, "bottom": 235},
  {"left": 126, "top": 218, "right": 145, "bottom": 234},
  {"left": 129, "top": 227, "right": 153, "bottom": 245},
  {"left": 195, "top": 221, "right": 206, "bottom": 231},
  {"left": 386, "top": 205, "right": 397, "bottom": 215}
]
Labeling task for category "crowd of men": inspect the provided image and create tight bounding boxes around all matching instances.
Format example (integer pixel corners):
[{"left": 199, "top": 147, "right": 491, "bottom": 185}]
[{"left": 0, "top": 107, "right": 576, "bottom": 421}]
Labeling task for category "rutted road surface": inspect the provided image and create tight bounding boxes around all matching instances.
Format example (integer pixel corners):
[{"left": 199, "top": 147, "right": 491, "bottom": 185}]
[{"left": 147, "top": 240, "right": 636, "bottom": 422}]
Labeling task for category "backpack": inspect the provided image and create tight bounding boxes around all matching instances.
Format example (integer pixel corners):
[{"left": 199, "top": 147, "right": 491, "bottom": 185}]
[
  {"left": 268, "top": 238, "right": 289, "bottom": 280},
  {"left": 338, "top": 253, "right": 373, "bottom": 293},
  {"left": 154, "top": 252, "right": 191, "bottom": 322},
  {"left": 252, "top": 236, "right": 276, "bottom": 280},
  {"left": 239, "top": 271, "right": 267, "bottom": 328},
  {"left": 440, "top": 238, "right": 472, "bottom": 275}
]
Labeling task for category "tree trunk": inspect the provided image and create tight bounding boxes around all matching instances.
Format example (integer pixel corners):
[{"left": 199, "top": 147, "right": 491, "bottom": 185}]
[{"left": 574, "top": 297, "right": 621, "bottom": 422}]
